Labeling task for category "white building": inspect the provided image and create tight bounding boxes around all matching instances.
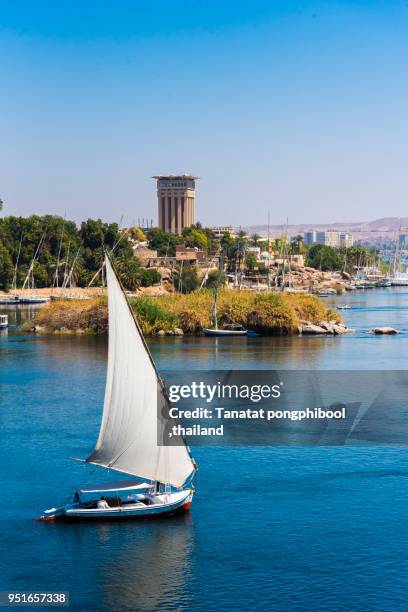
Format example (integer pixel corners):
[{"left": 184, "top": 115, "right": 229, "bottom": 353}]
[
  {"left": 209, "top": 225, "right": 236, "bottom": 238},
  {"left": 324, "top": 230, "right": 341, "bottom": 248},
  {"left": 304, "top": 229, "right": 354, "bottom": 248},
  {"left": 339, "top": 232, "right": 354, "bottom": 247}
]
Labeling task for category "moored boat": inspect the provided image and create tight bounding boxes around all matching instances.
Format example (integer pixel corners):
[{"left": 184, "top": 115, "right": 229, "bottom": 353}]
[
  {"left": 38, "top": 255, "right": 197, "bottom": 522},
  {"left": 203, "top": 324, "right": 247, "bottom": 336},
  {"left": 390, "top": 274, "right": 408, "bottom": 286},
  {"left": 0, "top": 295, "right": 20, "bottom": 304},
  {"left": 0, "top": 314, "right": 8, "bottom": 328},
  {"left": 203, "top": 284, "right": 248, "bottom": 336},
  {"left": 19, "top": 296, "right": 49, "bottom": 304}
]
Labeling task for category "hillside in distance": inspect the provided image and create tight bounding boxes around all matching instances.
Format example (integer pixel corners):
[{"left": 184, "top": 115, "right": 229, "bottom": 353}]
[{"left": 244, "top": 217, "right": 408, "bottom": 240}]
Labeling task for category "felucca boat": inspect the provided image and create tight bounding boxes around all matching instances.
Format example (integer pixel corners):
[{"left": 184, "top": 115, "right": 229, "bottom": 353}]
[
  {"left": 202, "top": 286, "right": 247, "bottom": 336},
  {"left": 38, "top": 255, "right": 196, "bottom": 521}
]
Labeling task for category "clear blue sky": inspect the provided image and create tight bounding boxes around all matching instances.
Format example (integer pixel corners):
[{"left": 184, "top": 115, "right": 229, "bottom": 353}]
[{"left": 1, "top": 0, "right": 407, "bottom": 227}]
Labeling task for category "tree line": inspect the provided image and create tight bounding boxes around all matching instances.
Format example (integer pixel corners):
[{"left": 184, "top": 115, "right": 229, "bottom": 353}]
[
  {"left": 0, "top": 214, "right": 377, "bottom": 291},
  {"left": 0, "top": 215, "right": 160, "bottom": 291}
]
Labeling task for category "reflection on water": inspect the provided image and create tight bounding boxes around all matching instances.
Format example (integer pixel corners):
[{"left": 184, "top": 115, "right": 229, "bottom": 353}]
[
  {"left": 47, "top": 515, "right": 194, "bottom": 611},
  {"left": 3, "top": 289, "right": 408, "bottom": 610},
  {"left": 0, "top": 303, "right": 40, "bottom": 326},
  {"left": 101, "top": 515, "right": 194, "bottom": 611},
  {"left": 3, "top": 287, "right": 408, "bottom": 371}
]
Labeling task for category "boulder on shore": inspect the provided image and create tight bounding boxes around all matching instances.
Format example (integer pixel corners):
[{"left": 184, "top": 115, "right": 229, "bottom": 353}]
[
  {"left": 370, "top": 327, "right": 400, "bottom": 335},
  {"left": 318, "top": 321, "right": 335, "bottom": 333},
  {"left": 333, "top": 324, "right": 347, "bottom": 335},
  {"left": 300, "top": 321, "right": 352, "bottom": 335},
  {"left": 300, "top": 323, "right": 329, "bottom": 334}
]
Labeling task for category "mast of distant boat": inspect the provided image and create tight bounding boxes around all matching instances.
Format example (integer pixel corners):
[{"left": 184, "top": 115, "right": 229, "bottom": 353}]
[
  {"left": 12, "top": 232, "right": 24, "bottom": 292},
  {"left": 22, "top": 230, "right": 46, "bottom": 291},
  {"left": 212, "top": 286, "right": 218, "bottom": 330},
  {"left": 53, "top": 216, "right": 65, "bottom": 289}
]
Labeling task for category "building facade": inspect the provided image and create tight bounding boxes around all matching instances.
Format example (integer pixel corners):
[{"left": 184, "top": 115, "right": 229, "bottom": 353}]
[
  {"left": 324, "top": 230, "right": 341, "bottom": 248},
  {"left": 304, "top": 231, "right": 317, "bottom": 245},
  {"left": 209, "top": 225, "right": 235, "bottom": 238},
  {"left": 316, "top": 231, "right": 326, "bottom": 245},
  {"left": 339, "top": 232, "right": 354, "bottom": 247},
  {"left": 153, "top": 174, "right": 198, "bottom": 234},
  {"left": 303, "top": 229, "right": 354, "bottom": 248}
]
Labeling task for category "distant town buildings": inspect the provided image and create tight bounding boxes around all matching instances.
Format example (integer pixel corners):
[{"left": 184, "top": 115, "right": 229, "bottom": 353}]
[
  {"left": 324, "top": 230, "right": 341, "bottom": 247},
  {"left": 303, "top": 229, "right": 354, "bottom": 248},
  {"left": 209, "top": 225, "right": 235, "bottom": 238},
  {"left": 304, "top": 231, "right": 317, "bottom": 245},
  {"left": 153, "top": 174, "right": 198, "bottom": 235},
  {"left": 247, "top": 246, "right": 261, "bottom": 258},
  {"left": 339, "top": 232, "right": 354, "bottom": 248},
  {"left": 147, "top": 245, "right": 219, "bottom": 270}
]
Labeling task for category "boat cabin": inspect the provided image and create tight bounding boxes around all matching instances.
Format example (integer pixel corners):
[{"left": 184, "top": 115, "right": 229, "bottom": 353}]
[{"left": 0, "top": 314, "right": 8, "bottom": 328}]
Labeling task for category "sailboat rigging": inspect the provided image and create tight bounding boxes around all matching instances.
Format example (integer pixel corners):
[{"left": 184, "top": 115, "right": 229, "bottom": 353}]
[
  {"left": 202, "top": 255, "right": 247, "bottom": 336},
  {"left": 20, "top": 231, "right": 49, "bottom": 304},
  {"left": 38, "top": 254, "right": 196, "bottom": 521}
]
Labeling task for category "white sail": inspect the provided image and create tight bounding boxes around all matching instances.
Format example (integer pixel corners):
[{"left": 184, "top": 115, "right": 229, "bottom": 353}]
[{"left": 86, "top": 256, "right": 195, "bottom": 488}]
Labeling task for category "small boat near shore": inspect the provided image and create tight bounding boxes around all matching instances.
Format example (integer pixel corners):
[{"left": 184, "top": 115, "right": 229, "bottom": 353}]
[
  {"left": 390, "top": 275, "right": 408, "bottom": 286},
  {"left": 38, "top": 255, "right": 196, "bottom": 522},
  {"left": 203, "top": 324, "right": 248, "bottom": 336},
  {"left": 0, "top": 295, "right": 20, "bottom": 304},
  {"left": 0, "top": 314, "right": 8, "bottom": 328},
  {"left": 19, "top": 296, "right": 49, "bottom": 304},
  {"left": 337, "top": 304, "right": 351, "bottom": 310},
  {"left": 203, "top": 282, "right": 248, "bottom": 336}
]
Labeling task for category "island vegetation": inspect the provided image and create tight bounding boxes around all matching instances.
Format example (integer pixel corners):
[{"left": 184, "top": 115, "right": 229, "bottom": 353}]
[{"left": 23, "top": 290, "right": 342, "bottom": 336}]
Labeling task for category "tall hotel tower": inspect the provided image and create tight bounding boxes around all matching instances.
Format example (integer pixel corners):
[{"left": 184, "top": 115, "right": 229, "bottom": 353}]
[{"left": 153, "top": 174, "right": 198, "bottom": 234}]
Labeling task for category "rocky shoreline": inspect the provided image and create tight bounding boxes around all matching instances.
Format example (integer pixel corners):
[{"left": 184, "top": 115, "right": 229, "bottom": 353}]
[{"left": 299, "top": 320, "right": 352, "bottom": 335}]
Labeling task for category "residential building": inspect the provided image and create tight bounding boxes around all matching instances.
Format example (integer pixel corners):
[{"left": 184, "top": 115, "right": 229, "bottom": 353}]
[
  {"left": 303, "top": 231, "right": 317, "bottom": 245},
  {"left": 304, "top": 229, "right": 354, "bottom": 248},
  {"left": 247, "top": 246, "right": 261, "bottom": 259},
  {"left": 133, "top": 245, "right": 158, "bottom": 265},
  {"left": 339, "top": 232, "right": 354, "bottom": 247},
  {"left": 316, "top": 231, "right": 326, "bottom": 245},
  {"left": 324, "top": 230, "right": 341, "bottom": 248},
  {"left": 209, "top": 225, "right": 235, "bottom": 238}
]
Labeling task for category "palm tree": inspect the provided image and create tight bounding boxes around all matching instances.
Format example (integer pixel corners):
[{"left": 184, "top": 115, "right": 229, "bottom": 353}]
[
  {"left": 234, "top": 232, "right": 248, "bottom": 269},
  {"left": 250, "top": 233, "right": 261, "bottom": 246},
  {"left": 290, "top": 234, "right": 304, "bottom": 254}
]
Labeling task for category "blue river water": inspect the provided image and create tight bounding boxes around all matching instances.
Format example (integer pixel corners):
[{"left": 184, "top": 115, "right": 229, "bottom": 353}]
[{"left": 2, "top": 289, "right": 408, "bottom": 611}]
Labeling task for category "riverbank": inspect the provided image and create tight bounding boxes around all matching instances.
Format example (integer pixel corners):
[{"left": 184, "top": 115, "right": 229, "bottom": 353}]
[
  {"left": 22, "top": 290, "right": 343, "bottom": 336},
  {"left": 0, "top": 287, "right": 106, "bottom": 299}
]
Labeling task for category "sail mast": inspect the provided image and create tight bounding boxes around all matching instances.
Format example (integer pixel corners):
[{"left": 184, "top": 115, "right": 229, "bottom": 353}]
[
  {"left": 22, "top": 230, "right": 46, "bottom": 291},
  {"left": 86, "top": 254, "right": 195, "bottom": 487},
  {"left": 53, "top": 217, "right": 65, "bottom": 289},
  {"left": 12, "top": 232, "right": 23, "bottom": 291}
]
